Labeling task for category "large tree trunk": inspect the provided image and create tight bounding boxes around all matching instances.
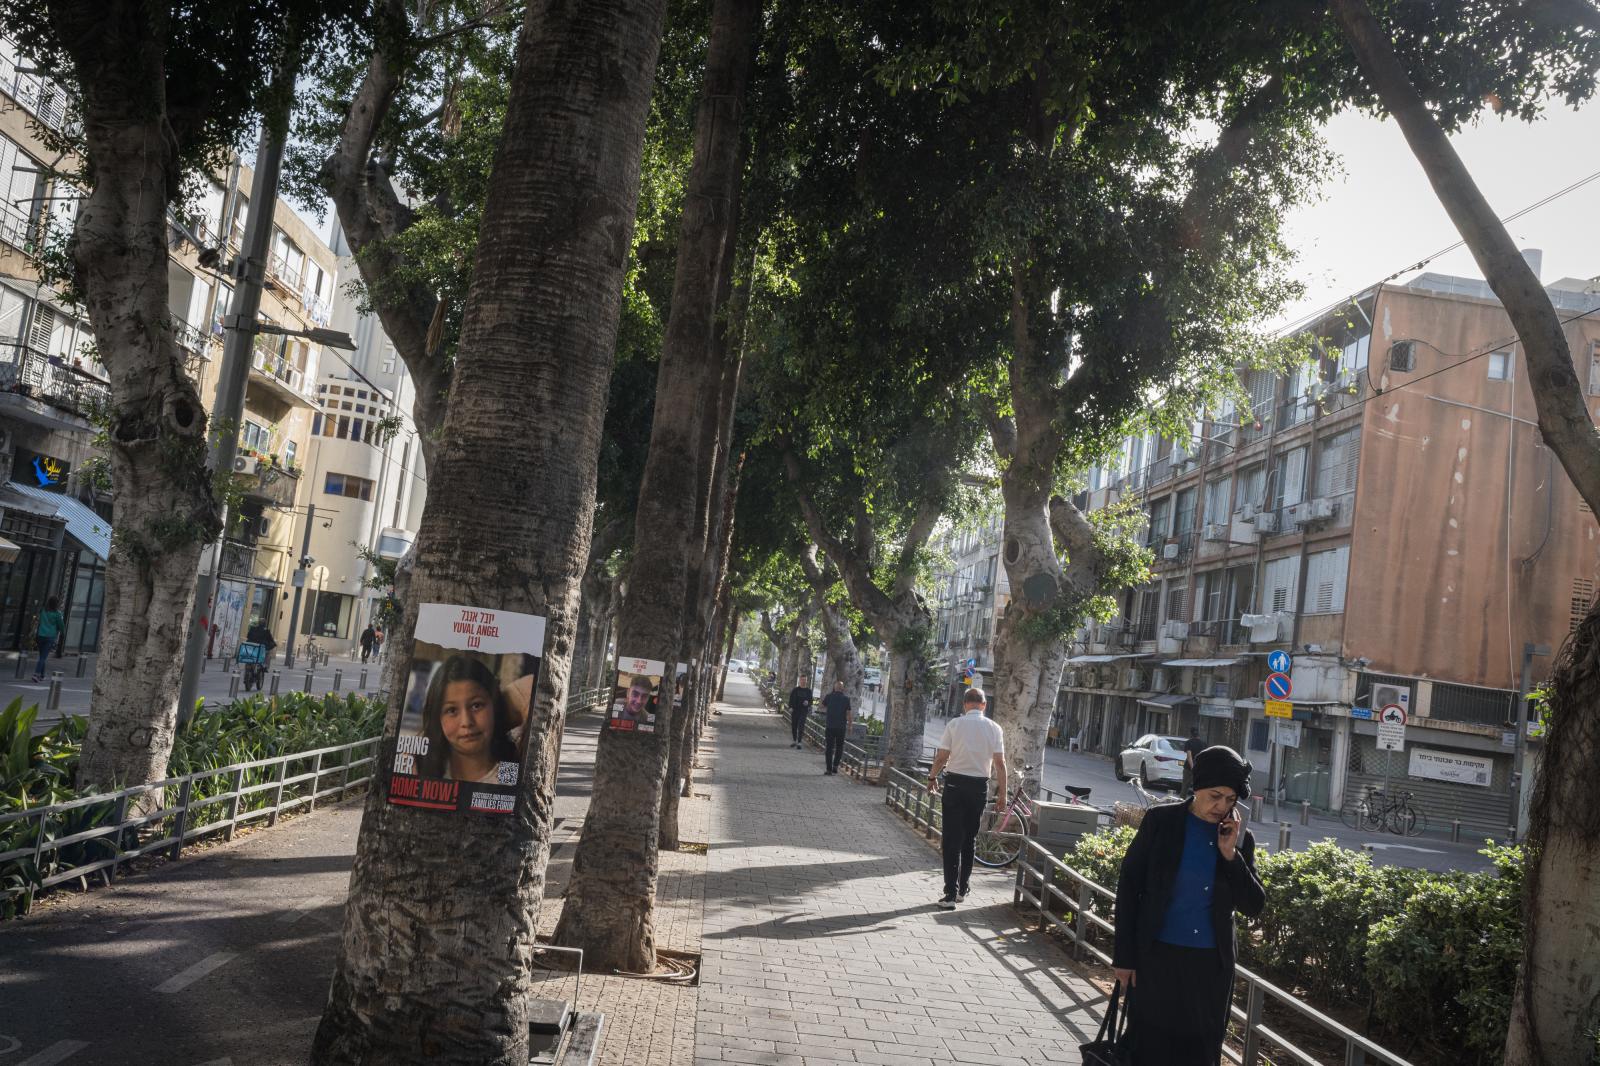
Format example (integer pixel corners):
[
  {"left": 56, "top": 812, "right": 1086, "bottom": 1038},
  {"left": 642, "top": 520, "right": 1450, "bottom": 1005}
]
[
  {"left": 801, "top": 550, "right": 867, "bottom": 705},
  {"left": 554, "top": 0, "right": 759, "bottom": 972},
  {"left": 311, "top": 1, "right": 666, "bottom": 1061},
  {"left": 1329, "top": 4, "right": 1600, "bottom": 1061},
  {"left": 49, "top": 2, "right": 222, "bottom": 791}
]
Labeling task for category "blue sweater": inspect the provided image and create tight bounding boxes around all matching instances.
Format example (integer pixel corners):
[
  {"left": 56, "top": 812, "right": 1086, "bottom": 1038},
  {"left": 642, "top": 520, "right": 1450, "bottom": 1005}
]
[{"left": 1156, "top": 813, "right": 1219, "bottom": 948}]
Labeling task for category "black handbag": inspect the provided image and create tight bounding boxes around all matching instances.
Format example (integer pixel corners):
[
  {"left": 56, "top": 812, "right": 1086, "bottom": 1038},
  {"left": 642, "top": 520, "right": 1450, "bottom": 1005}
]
[{"left": 1080, "top": 983, "right": 1134, "bottom": 1065}]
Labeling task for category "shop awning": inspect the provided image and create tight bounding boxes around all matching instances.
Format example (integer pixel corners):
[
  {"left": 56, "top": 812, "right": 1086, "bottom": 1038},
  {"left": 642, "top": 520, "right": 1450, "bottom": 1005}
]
[
  {"left": 1162, "top": 657, "right": 1245, "bottom": 668},
  {"left": 0, "top": 534, "right": 19, "bottom": 564},
  {"left": 1066, "top": 654, "right": 1140, "bottom": 664},
  {"left": 6, "top": 481, "right": 111, "bottom": 559},
  {"left": 0, "top": 484, "right": 61, "bottom": 519},
  {"left": 1138, "top": 694, "right": 1196, "bottom": 709}
]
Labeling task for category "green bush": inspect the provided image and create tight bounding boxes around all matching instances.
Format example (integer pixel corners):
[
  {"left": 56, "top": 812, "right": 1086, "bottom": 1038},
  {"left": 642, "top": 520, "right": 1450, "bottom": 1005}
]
[{"left": 1051, "top": 824, "right": 1525, "bottom": 1064}]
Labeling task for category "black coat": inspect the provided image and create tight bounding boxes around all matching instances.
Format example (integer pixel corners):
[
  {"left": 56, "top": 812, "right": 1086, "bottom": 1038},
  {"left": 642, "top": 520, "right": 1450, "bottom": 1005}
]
[{"left": 1112, "top": 800, "right": 1265, "bottom": 974}]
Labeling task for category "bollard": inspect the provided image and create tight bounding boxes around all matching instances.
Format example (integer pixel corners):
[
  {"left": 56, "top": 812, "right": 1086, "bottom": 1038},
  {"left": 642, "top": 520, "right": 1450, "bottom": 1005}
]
[
  {"left": 200, "top": 655, "right": 207, "bottom": 674},
  {"left": 1277, "top": 823, "right": 1291, "bottom": 852},
  {"left": 12, "top": 652, "right": 23, "bottom": 679},
  {"left": 1300, "top": 800, "right": 1310, "bottom": 826},
  {"left": 46, "top": 672, "right": 61, "bottom": 711},
  {"left": 269, "top": 671, "right": 281, "bottom": 696},
  {"left": 1451, "top": 819, "right": 1461, "bottom": 843},
  {"left": 75, "top": 655, "right": 88, "bottom": 678},
  {"left": 228, "top": 674, "right": 240, "bottom": 699},
  {"left": 1250, "top": 795, "right": 1264, "bottom": 823},
  {"left": 304, "top": 671, "right": 314, "bottom": 692},
  {"left": 359, "top": 668, "right": 368, "bottom": 690},
  {"left": 332, "top": 669, "right": 343, "bottom": 692}
]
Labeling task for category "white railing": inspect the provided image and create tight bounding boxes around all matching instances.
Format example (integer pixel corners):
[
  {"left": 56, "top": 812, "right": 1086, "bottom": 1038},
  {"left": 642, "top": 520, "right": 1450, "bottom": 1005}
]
[{"left": 881, "top": 766, "right": 1417, "bottom": 1066}]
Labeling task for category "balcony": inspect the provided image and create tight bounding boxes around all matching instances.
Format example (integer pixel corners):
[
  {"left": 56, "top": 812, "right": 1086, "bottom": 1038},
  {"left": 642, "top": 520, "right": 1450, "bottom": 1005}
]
[
  {"left": 234, "top": 459, "right": 299, "bottom": 508},
  {"left": 266, "top": 254, "right": 305, "bottom": 302},
  {"left": 248, "top": 341, "right": 317, "bottom": 408},
  {"left": 0, "top": 342, "right": 108, "bottom": 423},
  {"left": 3, "top": 66, "right": 75, "bottom": 135},
  {"left": 171, "top": 315, "right": 217, "bottom": 382}
]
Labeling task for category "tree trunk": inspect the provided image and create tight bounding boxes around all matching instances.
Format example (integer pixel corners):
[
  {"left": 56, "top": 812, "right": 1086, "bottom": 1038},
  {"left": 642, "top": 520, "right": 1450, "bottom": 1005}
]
[
  {"left": 49, "top": 2, "right": 222, "bottom": 792},
  {"left": 554, "top": 0, "right": 759, "bottom": 972},
  {"left": 1328, "top": 4, "right": 1600, "bottom": 1061},
  {"left": 311, "top": 1, "right": 666, "bottom": 1060}
]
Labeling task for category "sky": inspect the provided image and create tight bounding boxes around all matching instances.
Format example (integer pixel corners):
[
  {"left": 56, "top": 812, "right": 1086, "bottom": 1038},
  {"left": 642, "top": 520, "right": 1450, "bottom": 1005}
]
[{"left": 1274, "top": 97, "right": 1600, "bottom": 331}]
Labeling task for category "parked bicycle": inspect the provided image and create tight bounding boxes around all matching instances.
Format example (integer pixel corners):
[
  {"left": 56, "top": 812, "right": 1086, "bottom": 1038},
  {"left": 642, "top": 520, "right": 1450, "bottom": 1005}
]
[
  {"left": 1340, "top": 785, "right": 1428, "bottom": 837},
  {"left": 969, "top": 765, "right": 1098, "bottom": 867}
]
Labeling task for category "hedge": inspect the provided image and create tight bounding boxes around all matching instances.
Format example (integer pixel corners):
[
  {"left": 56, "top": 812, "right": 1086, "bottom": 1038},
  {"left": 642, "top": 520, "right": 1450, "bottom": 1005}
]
[{"left": 1059, "top": 826, "right": 1524, "bottom": 1064}]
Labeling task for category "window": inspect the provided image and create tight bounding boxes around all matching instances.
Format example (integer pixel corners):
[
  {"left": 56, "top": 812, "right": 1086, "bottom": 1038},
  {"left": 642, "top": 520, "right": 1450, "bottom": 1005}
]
[
  {"left": 1248, "top": 719, "right": 1271, "bottom": 753},
  {"left": 1135, "top": 586, "right": 1160, "bottom": 641},
  {"left": 1147, "top": 496, "right": 1172, "bottom": 545},
  {"left": 1270, "top": 447, "right": 1308, "bottom": 511},
  {"left": 1164, "top": 582, "right": 1187, "bottom": 625},
  {"left": 1262, "top": 555, "right": 1299, "bottom": 614},
  {"left": 284, "top": 440, "right": 296, "bottom": 468},
  {"left": 1488, "top": 350, "right": 1513, "bottom": 381},
  {"left": 1237, "top": 463, "right": 1266, "bottom": 511},
  {"left": 1173, "top": 487, "right": 1197, "bottom": 537},
  {"left": 1589, "top": 342, "right": 1600, "bottom": 396},
  {"left": 337, "top": 415, "right": 350, "bottom": 439},
  {"left": 1315, "top": 427, "right": 1362, "bottom": 499},
  {"left": 322, "top": 415, "right": 337, "bottom": 438},
  {"left": 1338, "top": 332, "right": 1370, "bottom": 376},
  {"left": 239, "top": 419, "right": 270, "bottom": 452},
  {"left": 324, "top": 472, "right": 374, "bottom": 500},
  {"left": 1203, "top": 476, "right": 1233, "bottom": 525},
  {"left": 1304, "top": 546, "right": 1349, "bottom": 614},
  {"left": 1573, "top": 578, "right": 1595, "bottom": 633}
]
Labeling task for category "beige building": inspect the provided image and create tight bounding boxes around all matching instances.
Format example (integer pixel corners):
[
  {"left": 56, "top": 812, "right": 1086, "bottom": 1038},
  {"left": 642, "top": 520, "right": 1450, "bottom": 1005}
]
[{"left": 1059, "top": 260, "right": 1600, "bottom": 837}]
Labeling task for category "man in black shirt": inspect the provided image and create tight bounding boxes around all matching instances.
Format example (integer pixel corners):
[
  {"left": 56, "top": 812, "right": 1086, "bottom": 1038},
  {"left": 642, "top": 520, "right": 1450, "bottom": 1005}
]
[
  {"left": 1182, "top": 726, "right": 1206, "bottom": 796},
  {"left": 820, "top": 680, "right": 852, "bottom": 775},
  {"left": 787, "top": 679, "right": 814, "bottom": 748}
]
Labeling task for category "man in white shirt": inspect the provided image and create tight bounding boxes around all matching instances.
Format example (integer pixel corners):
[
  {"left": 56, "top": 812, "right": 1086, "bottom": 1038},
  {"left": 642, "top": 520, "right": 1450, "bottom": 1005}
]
[{"left": 927, "top": 687, "right": 1006, "bottom": 909}]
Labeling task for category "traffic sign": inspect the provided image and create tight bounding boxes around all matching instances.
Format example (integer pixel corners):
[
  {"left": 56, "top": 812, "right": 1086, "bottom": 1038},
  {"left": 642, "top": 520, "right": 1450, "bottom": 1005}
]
[
  {"left": 1267, "top": 650, "right": 1292, "bottom": 674},
  {"left": 1265, "top": 672, "right": 1293, "bottom": 700},
  {"left": 1377, "top": 703, "right": 1407, "bottom": 752},
  {"left": 1265, "top": 699, "right": 1293, "bottom": 719},
  {"left": 1379, "top": 704, "right": 1407, "bottom": 727},
  {"left": 1274, "top": 720, "right": 1302, "bottom": 748}
]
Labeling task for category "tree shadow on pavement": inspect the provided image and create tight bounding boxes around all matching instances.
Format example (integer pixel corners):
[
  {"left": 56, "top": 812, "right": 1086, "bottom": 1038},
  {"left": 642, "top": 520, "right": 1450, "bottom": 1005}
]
[{"left": 704, "top": 901, "right": 934, "bottom": 941}]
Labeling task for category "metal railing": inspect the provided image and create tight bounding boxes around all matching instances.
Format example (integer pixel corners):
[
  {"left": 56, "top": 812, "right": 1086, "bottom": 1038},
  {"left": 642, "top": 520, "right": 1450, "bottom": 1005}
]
[
  {"left": 0, "top": 341, "right": 109, "bottom": 418},
  {"left": 881, "top": 766, "right": 1417, "bottom": 1066},
  {"left": 769, "top": 693, "right": 883, "bottom": 781}
]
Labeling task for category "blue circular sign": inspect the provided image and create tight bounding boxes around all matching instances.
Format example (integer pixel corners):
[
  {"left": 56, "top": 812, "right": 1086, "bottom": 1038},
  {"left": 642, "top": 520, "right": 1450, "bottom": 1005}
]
[
  {"left": 1268, "top": 650, "right": 1292, "bottom": 674},
  {"left": 1265, "top": 672, "right": 1293, "bottom": 699}
]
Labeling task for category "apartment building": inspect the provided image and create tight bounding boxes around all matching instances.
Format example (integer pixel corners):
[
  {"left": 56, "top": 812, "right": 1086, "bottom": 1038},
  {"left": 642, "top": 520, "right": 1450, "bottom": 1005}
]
[
  {"left": 1058, "top": 260, "right": 1600, "bottom": 836},
  {"left": 930, "top": 515, "right": 1008, "bottom": 713},
  {"left": 295, "top": 223, "right": 428, "bottom": 656}
]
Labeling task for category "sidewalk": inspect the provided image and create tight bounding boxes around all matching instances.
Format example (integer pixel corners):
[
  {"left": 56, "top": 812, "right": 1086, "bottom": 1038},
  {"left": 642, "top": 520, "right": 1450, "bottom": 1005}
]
[{"left": 0, "top": 678, "right": 1105, "bottom": 1066}]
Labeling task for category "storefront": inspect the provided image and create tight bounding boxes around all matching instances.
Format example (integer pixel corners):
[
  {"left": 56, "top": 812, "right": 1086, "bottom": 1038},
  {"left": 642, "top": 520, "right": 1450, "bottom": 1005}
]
[
  {"left": 1135, "top": 694, "right": 1194, "bottom": 738},
  {"left": 1345, "top": 720, "right": 1513, "bottom": 834}
]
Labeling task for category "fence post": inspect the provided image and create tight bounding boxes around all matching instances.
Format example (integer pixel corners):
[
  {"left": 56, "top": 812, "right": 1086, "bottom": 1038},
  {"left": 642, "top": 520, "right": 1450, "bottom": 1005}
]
[
  {"left": 105, "top": 792, "right": 130, "bottom": 884},
  {"left": 269, "top": 758, "right": 289, "bottom": 826},
  {"left": 308, "top": 751, "right": 325, "bottom": 812},
  {"left": 225, "top": 767, "right": 245, "bottom": 840},
  {"left": 169, "top": 777, "right": 194, "bottom": 860},
  {"left": 1240, "top": 980, "right": 1266, "bottom": 1065}
]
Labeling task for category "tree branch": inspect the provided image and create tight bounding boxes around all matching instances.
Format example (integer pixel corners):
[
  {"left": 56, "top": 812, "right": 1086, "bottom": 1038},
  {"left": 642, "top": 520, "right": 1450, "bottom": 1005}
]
[
  {"left": 781, "top": 446, "right": 899, "bottom": 629},
  {"left": 1048, "top": 496, "right": 1109, "bottom": 600}
]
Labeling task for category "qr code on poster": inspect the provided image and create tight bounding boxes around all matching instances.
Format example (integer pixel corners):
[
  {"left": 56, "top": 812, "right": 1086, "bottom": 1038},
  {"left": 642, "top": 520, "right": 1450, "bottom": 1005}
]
[{"left": 496, "top": 762, "right": 519, "bottom": 786}]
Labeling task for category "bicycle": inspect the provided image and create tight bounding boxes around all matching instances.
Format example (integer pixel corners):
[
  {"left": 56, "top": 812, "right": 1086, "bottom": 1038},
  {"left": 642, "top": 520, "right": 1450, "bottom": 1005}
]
[
  {"left": 1340, "top": 786, "right": 1428, "bottom": 837},
  {"left": 237, "top": 641, "right": 268, "bottom": 692},
  {"left": 968, "top": 765, "right": 1098, "bottom": 867}
]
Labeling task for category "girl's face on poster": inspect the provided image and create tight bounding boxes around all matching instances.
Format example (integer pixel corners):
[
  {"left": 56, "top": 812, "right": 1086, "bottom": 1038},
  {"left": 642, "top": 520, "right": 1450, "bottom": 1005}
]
[{"left": 441, "top": 679, "right": 495, "bottom": 757}]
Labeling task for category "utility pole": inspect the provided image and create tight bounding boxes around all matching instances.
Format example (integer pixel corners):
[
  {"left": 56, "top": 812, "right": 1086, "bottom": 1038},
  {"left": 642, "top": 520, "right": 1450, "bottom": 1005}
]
[
  {"left": 283, "top": 504, "right": 315, "bottom": 668},
  {"left": 174, "top": 121, "right": 289, "bottom": 725},
  {"left": 1511, "top": 642, "right": 1551, "bottom": 842}
]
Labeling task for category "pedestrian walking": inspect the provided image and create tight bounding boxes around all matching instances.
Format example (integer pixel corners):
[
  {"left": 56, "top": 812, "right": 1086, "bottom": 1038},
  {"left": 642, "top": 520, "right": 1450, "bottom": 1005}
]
[
  {"left": 819, "top": 680, "right": 851, "bottom": 774},
  {"left": 787, "top": 677, "right": 814, "bottom": 748},
  {"left": 1181, "top": 726, "right": 1204, "bottom": 796},
  {"left": 925, "top": 687, "right": 1006, "bottom": 910},
  {"left": 1112, "top": 746, "right": 1265, "bottom": 1065},
  {"left": 359, "top": 624, "right": 376, "bottom": 664},
  {"left": 30, "top": 596, "right": 62, "bottom": 682},
  {"left": 372, "top": 626, "right": 385, "bottom": 661}
]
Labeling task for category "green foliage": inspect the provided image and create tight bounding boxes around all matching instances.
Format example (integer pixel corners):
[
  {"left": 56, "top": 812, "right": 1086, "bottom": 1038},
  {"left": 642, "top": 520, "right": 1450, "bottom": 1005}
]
[
  {"left": 1061, "top": 826, "right": 1527, "bottom": 1063},
  {"left": 1, "top": 693, "right": 384, "bottom": 918}
]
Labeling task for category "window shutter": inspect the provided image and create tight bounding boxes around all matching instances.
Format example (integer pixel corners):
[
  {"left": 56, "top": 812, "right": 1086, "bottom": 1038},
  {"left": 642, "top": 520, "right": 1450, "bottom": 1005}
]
[{"left": 27, "top": 304, "right": 55, "bottom": 351}]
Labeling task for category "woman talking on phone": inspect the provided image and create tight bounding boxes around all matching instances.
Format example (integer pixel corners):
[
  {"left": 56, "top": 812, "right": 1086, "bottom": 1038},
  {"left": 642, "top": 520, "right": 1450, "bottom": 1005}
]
[{"left": 1112, "top": 745, "right": 1265, "bottom": 1065}]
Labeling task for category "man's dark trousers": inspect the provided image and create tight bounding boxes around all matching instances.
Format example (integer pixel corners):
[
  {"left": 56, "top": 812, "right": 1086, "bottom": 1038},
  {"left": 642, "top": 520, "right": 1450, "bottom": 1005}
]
[
  {"left": 941, "top": 773, "right": 988, "bottom": 896},
  {"left": 824, "top": 727, "right": 846, "bottom": 772},
  {"left": 792, "top": 709, "right": 809, "bottom": 745}
]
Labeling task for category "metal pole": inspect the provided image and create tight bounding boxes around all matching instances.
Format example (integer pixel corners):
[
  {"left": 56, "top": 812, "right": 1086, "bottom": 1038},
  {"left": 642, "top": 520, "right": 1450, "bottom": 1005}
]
[
  {"left": 1510, "top": 642, "right": 1550, "bottom": 844},
  {"left": 283, "top": 503, "right": 315, "bottom": 668},
  {"left": 176, "top": 120, "right": 290, "bottom": 726}
]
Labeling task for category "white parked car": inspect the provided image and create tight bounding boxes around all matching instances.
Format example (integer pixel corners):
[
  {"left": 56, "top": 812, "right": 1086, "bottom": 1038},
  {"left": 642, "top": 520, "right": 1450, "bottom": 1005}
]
[
  {"left": 863, "top": 667, "right": 882, "bottom": 688},
  {"left": 727, "top": 659, "right": 748, "bottom": 674},
  {"left": 1116, "top": 734, "right": 1190, "bottom": 790}
]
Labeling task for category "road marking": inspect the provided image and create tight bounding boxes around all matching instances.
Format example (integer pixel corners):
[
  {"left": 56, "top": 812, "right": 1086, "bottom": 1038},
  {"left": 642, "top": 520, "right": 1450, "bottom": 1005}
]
[
  {"left": 1363, "top": 842, "right": 1444, "bottom": 854},
  {"left": 156, "top": 952, "right": 238, "bottom": 994},
  {"left": 17, "top": 1042, "right": 89, "bottom": 1066},
  {"left": 276, "top": 897, "right": 324, "bottom": 924},
  {"left": 191, "top": 1059, "right": 233, "bottom": 1065}
]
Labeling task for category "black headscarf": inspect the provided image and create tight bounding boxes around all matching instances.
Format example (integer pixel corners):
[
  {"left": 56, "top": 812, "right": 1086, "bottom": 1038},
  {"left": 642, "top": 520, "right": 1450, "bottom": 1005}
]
[{"left": 1192, "top": 745, "right": 1251, "bottom": 800}]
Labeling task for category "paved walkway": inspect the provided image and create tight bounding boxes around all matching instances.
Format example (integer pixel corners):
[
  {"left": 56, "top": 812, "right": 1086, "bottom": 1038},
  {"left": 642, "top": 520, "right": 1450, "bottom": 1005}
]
[{"left": 696, "top": 684, "right": 1102, "bottom": 1066}]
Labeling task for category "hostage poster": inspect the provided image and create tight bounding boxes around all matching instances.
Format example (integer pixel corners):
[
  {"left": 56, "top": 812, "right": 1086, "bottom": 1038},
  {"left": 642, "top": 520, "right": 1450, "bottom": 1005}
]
[
  {"left": 608, "top": 655, "right": 666, "bottom": 734},
  {"left": 387, "top": 603, "right": 545, "bottom": 816}
]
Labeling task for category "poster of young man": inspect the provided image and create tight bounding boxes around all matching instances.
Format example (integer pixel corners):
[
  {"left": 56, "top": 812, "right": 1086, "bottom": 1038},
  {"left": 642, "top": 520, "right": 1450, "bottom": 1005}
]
[
  {"left": 609, "top": 655, "right": 665, "bottom": 734},
  {"left": 387, "top": 602, "right": 545, "bottom": 816}
]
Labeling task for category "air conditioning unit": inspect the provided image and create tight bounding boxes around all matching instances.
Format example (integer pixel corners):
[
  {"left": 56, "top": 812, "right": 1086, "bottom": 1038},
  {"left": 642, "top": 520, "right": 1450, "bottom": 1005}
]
[
  {"left": 1202, "top": 522, "right": 1230, "bottom": 542},
  {"left": 1289, "top": 497, "right": 1336, "bottom": 529},
  {"left": 1334, "top": 370, "right": 1358, "bottom": 392},
  {"left": 1371, "top": 682, "right": 1410, "bottom": 713},
  {"left": 1253, "top": 512, "right": 1279, "bottom": 534},
  {"left": 1286, "top": 501, "right": 1312, "bottom": 527},
  {"left": 1237, "top": 502, "right": 1260, "bottom": 521},
  {"left": 1241, "top": 612, "right": 1281, "bottom": 642},
  {"left": 232, "top": 455, "right": 259, "bottom": 476},
  {"left": 1161, "top": 542, "right": 1181, "bottom": 561},
  {"left": 1308, "top": 497, "right": 1336, "bottom": 521},
  {"left": 255, "top": 517, "right": 271, "bottom": 538},
  {"left": 1062, "top": 670, "right": 1079, "bottom": 689},
  {"left": 1080, "top": 667, "right": 1099, "bottom": 689},
  {"left": 1150, "top": 668, "right": 1172, "bottom": 693},
  {"left": 1161, "top": 620, "right": 1189, "bottom": 640}
]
